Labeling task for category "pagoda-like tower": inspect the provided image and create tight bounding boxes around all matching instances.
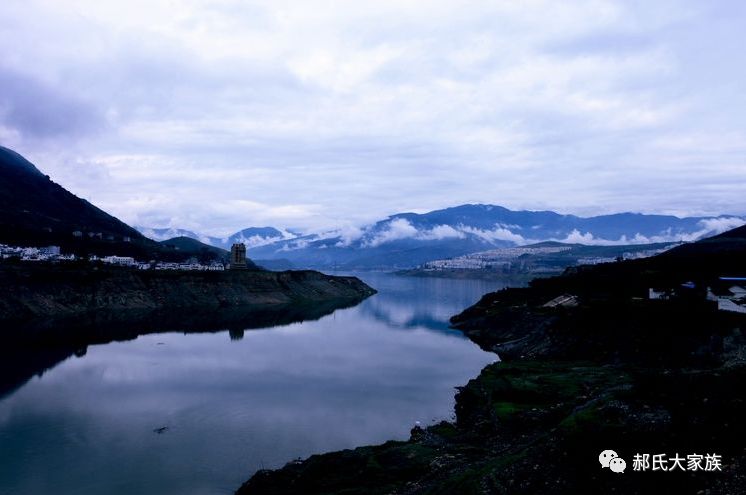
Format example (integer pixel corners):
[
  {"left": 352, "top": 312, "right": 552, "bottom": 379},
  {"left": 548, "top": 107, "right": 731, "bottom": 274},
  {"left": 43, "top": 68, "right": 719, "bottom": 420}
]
[{"left": 229, "top": 243, "right": 248, "bottom": 270}]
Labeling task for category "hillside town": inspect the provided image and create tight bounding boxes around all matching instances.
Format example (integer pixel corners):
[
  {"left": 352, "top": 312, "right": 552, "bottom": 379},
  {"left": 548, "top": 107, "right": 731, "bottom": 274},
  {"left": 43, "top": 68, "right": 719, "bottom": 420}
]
[
  {"left": 420, "top": 243, "right": 680, "bottom": 271},
  {"left": 422, "top": 245, "right": 572, "bottom": 270},
  {"left": 0, "top": 243, "right": 226, "bottom": 271}
]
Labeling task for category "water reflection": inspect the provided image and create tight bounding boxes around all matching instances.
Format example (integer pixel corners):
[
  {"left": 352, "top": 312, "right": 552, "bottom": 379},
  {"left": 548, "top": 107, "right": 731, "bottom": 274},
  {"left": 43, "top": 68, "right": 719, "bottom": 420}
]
[
  {"left": 0, "top": 298, "right": 365, "bottom": 399},
  {"left": 0, "top": 273, "right": 502, "bottom": 495}
]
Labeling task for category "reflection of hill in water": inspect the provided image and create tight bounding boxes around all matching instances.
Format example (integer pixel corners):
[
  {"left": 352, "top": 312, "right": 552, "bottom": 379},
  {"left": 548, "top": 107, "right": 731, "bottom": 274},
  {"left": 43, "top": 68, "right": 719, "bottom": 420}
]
[
  {"left": 0, "top": 298, "right": 364, "bottom": 399},
  {"left": 355, "top": 273, "right": 506, "bottom": 335}
]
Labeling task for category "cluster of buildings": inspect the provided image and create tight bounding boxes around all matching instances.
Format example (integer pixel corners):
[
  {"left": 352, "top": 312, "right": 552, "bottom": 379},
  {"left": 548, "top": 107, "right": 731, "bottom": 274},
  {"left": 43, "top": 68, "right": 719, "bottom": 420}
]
[
  {"left": 649, "top": 278, "right": 746, "bottom": 314},
  {"left": 0, "top": 244, "right": 76, "bottom": 261},
  {"left": 576, "top": 245, "right": 680, "bottom": 266},
  {"left": 1, "top": 242, "right": 253, "bottom": 272},
  {"left": 0, "top": 243, "right": 225, "bottom": 271},
  {"left": 708, "top": 278, "right": 746, "bottom": 314},
  {"left": 422, "top": 245, "right": 573, "bottom": 270},
  {"left": 421, "top": 243, "right": 681, "bottom": 272},
  {"left": 93, "top": 255, "right": 225, "bottom": 271}
]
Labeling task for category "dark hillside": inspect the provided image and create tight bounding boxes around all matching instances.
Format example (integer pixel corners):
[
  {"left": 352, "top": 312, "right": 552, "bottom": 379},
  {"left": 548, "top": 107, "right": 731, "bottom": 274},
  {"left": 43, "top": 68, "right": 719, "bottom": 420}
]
[{"left": 0, "top": 146, "right": 229, "bottom": 261}]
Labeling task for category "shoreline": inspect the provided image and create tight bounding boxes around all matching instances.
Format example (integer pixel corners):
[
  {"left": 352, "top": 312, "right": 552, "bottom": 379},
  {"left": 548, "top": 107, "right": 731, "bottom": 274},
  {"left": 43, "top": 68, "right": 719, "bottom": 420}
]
[
  {"left": 236, "top": 256, "right": 746, "bottom": 494},
  {"left": 0, "top": 262, "right": 375, "bottom": 334}
]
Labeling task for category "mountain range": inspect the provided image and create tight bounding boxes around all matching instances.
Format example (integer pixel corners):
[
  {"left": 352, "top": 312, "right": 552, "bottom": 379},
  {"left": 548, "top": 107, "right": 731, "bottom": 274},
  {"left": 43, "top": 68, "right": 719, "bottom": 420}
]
[
  {"left": 136, "top": 226, "right": 290, "bottom": 250},
  {"left": 140, "top": 205, "right": 745, "bottom": 270},
  {"left": 1, "top": 145, "right": 742, "bottom": 270}
]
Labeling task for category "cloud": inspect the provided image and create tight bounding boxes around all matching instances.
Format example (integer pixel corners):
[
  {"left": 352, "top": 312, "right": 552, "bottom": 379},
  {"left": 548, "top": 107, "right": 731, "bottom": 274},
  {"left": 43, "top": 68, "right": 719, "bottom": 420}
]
[
  {"left": 459, "top": 225, "right": 529, "bottom": 245},
  {"left": 0, "top": 1, "right": 745, "bottom": 232},
  {"left": 418, "top": 225, "right": 466, "bottom": 241},
  {"left": 231, "top": 234, "right": 287, "bottom": 249},
  {"left": 551, "top": 218, "right": 746, "bottom": 246},
  {"left": 455, "top": 217, "right": 746, "bottom": 248},
  {"left": 0, "top": 67, "right": 105, "bottom": 140},
  {"left": 697, "top": 217, "right": 745, "bottom": 235},
  {"left": 364, "top": 219, "right": 420, "bottom": 247},
  {"left": 363, "top": 220, "right": 466, "bottom": 247},
  {"left": 334, "top": 225, "right": 365, "bottom": 247}
]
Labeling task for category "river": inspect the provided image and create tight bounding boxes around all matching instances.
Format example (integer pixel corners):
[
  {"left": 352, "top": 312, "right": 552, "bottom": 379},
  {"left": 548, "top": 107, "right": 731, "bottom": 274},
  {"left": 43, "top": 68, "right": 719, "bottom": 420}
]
[{"left": 0, "top": 273, "right": 503, "bottom": 495}]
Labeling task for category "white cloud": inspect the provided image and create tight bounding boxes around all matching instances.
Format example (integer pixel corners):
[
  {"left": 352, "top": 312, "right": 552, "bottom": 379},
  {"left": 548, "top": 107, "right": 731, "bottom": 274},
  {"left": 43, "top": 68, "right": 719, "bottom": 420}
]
[
  {"left": 334, "top": 225, "right": 365, "bottom": 247},
  {"left": 364, "top": 219, "right": 420, "bottom": 247},
  {"left": 232, "top": 234, "right": 286, "bottom": 249},
  {"left": 697, "top": 217, "right": 745, "bottom": 235},
  {"left": 1, "top": 1, "right": 745, "bottom": 231},
  {"left": 551, "top": 219, "right": 746, "bottom": 246},
  {"left": 459, "top": 225, "right": 529, "bottom": 245},
  {"left": 417, "top": 225, "right": 466, "bottom": 241},
  {"left": 364, "top": 220, "right": 467, "bottom": 247}
]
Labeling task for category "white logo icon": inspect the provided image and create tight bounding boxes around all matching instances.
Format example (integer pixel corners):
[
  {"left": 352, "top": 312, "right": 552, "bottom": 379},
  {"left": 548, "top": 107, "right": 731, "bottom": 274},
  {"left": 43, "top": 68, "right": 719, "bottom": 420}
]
[
  {"left": 599, "top": 450, "right": 618, "bottom": 468},
  {"left": 609, "top": 457, "right": 626, "bottom": 473},
  {"left": 599, "top": 450, "right": 625, "bottom": 473}
]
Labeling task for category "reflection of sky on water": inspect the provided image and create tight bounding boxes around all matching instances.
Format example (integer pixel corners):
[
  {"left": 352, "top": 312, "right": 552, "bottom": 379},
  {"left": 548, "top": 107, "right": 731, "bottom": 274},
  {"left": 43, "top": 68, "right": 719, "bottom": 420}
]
[
  {"left": 0, "top": 273, "right": 501, "bottom": 495},
  {"left": 356, "top": 273, "right": 506, "bottom": 333}
]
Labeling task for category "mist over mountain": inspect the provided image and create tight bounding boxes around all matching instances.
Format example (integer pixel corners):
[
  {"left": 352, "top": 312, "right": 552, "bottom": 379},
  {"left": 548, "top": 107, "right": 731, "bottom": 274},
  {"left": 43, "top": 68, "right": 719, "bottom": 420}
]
[
  {"left": 136, "top": 226, "right": 289, "bottom": 250},
  {"left": 143, "top": 204, "right": 744, "bottom": 270}
]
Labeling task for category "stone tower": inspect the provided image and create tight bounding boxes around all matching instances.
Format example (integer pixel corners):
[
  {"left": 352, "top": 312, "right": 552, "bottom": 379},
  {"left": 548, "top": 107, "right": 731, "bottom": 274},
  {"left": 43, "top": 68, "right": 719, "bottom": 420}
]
[{"left": 229, "top": 243, "right": 248, "bottom": 270}]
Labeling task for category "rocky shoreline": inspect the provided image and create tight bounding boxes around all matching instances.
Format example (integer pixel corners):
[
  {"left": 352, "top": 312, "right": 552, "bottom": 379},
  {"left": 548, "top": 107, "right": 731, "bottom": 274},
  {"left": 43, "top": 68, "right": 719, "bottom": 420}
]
[
  {"left": 0, "top": 262, "right": 375, "bottom": 345},
  {"left": 236, "top": 238, "right": 746, "bottom": 494}
]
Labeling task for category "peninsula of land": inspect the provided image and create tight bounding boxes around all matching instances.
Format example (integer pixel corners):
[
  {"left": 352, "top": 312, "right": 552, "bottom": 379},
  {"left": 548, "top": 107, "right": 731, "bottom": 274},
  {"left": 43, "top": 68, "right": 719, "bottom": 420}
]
[{"left": 0, "top": 262, "right": 374, "bottom": 344}]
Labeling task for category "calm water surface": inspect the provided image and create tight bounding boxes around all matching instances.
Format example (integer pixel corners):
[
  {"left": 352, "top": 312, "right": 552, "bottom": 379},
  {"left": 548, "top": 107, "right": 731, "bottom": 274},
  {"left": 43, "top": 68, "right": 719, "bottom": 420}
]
[{"left": 0, "top": 273, "right": 502, "bottom": 495}]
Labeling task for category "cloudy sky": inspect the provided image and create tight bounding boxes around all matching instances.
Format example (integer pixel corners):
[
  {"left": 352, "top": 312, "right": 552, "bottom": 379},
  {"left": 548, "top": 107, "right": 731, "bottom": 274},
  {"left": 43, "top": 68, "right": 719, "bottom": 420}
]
[{"left": 1, "top": 1, "right": 745, "bottom": 235}]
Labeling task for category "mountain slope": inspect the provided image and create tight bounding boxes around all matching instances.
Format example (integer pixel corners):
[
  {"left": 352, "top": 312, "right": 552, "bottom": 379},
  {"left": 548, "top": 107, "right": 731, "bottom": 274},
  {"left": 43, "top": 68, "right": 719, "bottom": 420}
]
[
  {"left": 0, "top": 146, "right": 202, "bottom": 261},
  {"left": 160, "top": 236, "right": 240, "bottom": 265},
  {"left": 0, "top": 146, "right": 149, "bottom": 248}
]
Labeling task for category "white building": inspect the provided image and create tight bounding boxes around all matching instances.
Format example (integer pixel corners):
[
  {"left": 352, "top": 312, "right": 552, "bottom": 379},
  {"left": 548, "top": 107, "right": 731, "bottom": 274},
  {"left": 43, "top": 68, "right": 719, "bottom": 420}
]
[{"left": 102, "top": 255, "right": 136, "bottom": 266}]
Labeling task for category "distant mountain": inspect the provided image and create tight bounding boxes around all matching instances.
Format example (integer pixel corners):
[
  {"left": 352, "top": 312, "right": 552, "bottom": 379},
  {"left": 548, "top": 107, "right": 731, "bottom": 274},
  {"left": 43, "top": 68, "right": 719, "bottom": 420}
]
[
  {"left": 135, "top": 225, "right": 289, "bottom": 250},
  {"left": 244, "top": 204, "right": 744, "bottom": 270},
  {"left": 149, "top": 204, "right": 744, "bottom": 270},
  {"left": 136, "top": 227, "right": 202, "bottom": 242},
  {"left": 159, "top": 236, "right": 246, "bottom": 265},
  {"left": 221, "top": 227, "right": 289, "bottom": 249}
]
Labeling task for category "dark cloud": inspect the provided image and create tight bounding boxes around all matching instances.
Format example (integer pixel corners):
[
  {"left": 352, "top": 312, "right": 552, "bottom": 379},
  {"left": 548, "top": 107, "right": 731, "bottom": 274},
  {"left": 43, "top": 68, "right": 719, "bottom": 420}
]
[{"left": 0, "top": 67, "right": 105, "bottom": 139}]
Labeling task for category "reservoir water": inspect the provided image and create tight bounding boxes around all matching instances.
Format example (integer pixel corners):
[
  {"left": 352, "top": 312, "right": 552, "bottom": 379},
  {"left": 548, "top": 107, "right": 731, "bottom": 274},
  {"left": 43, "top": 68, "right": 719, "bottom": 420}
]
[{"left": 0, "top": 273, "right": 502, "bottom": 495}]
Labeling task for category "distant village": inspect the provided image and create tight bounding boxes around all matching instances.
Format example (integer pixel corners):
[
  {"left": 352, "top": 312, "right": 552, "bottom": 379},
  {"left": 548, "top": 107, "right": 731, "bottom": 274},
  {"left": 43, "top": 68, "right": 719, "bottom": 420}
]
[
  {"left": 0, "top": 243, "right": 227, "bottom": 271},
  {"left": 421, "top": 244, "right": 678, "bottom": 271},
  {"left": 423, "top": 245, "right": 573, "bottom": 270}
]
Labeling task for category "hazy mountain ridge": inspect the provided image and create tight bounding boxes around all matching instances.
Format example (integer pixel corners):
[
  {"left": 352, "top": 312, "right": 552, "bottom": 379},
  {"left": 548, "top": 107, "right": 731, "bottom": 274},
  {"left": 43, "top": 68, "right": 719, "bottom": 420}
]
[
  {"left": 136, "top": 226, "right": 289, "bottom": 250},
  {"left": 145, "top": 204, "right": 744, "bottom": 270}
]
